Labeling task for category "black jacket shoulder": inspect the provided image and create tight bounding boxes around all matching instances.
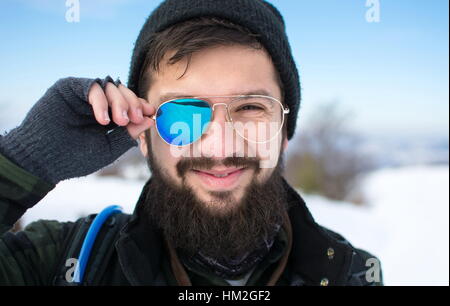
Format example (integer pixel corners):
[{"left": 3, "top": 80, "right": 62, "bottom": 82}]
[{"left": 322, "top": 227, "right": 383, "bottom": 286}]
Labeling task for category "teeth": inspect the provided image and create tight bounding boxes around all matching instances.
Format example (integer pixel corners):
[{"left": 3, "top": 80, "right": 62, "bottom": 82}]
[{"left": 213, "top": 173, "right": 229, "bottom": 178}]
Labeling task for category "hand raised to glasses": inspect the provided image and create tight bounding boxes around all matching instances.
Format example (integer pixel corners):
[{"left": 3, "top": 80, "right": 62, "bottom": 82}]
[
  {"left": 0, "top": 76, "right": 155, "bottom": 185},
  {"left": 88, "top": 78, "right": 154, "bottom": 139}
]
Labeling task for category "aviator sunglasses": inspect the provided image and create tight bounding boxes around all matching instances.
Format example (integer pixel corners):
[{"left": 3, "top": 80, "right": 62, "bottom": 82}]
[{"left": 150, "top": 95, "right": 290, "bottom": 146}]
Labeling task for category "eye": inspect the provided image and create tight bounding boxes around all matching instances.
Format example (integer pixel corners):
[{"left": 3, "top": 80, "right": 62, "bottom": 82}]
[{"left": 238, "top": 104, "right": 265, "bottom": 111}]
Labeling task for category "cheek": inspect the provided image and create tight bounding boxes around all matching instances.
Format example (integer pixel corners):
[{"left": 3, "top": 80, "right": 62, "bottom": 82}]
[
  {"left": 250, "top": 135, "right": 283, "bottom": 168},
  {"left": 150, "top": 129, "right": 172, "bottom": 162},
  {"left": 149, "top": 129, "right": 186, "bottom": 182}
]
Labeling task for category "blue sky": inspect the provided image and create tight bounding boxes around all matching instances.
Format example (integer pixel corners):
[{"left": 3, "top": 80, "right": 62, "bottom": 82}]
[{"left": 0, "top": 0, "right": 448, "bottom": 139}]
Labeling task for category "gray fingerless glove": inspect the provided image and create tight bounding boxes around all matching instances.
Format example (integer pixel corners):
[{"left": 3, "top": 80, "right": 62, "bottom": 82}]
[{"left": 0, "top": 76, "right": 137, "bottom": 185}]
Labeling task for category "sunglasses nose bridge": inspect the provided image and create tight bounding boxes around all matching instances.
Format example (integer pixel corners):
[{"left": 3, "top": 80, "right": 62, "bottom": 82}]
[{"left": 211, "top": 103, "right": 231, "bottom": 122}]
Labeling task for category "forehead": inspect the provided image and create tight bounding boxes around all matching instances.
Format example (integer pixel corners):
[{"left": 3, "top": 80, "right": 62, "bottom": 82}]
[{"left": 148, "top": 45, "right": 281, "bottom": 106}]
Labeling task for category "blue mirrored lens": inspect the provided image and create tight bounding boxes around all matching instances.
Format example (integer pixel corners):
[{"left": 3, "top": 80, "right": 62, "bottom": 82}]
[{"left": 155, "top": 99, "right": 212, "bottom": 145}]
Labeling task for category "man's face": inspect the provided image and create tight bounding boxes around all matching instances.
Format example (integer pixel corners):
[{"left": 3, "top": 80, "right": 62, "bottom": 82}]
[{"left": 138, "top": 45, "right": 288, "bottom": 215}]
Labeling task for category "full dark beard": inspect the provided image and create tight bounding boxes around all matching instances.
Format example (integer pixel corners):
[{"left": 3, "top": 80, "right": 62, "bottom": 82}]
[{"left": 143, "top": 153, "right": 288, "bottom": 260}]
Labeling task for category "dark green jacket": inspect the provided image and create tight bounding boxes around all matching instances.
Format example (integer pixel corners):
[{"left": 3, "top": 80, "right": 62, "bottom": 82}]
[{"left": 0, "top": 153, "right": 383, "bottom": 286}]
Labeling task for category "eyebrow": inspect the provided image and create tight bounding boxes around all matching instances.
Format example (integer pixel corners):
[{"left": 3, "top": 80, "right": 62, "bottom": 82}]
[{"left": 158, "top": 89, "right": 274, "bottom": 103}]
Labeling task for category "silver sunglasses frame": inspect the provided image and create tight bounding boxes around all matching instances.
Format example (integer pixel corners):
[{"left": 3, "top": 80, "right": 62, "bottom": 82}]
[{"left": 150, "top": 95, "right": 290, "bottom": 146}]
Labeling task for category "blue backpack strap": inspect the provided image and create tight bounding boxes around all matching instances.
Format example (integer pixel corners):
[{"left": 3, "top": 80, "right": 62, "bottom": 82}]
[
  {"left": 73, "top": 205, "right": 123, "bottom": 283},
  {"left": 53, "top": 205, "right": 129, "bottom": 286}
]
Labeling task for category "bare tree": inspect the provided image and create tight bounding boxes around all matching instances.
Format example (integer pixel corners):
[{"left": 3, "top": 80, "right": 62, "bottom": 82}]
[{"left": 286, "top": 102, "right": 374, "bottom": 204}]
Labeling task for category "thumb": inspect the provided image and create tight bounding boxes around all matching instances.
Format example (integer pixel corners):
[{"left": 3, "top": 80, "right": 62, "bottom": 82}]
[{"left": 126, "top": 117, "right": 154, "bottom": 140}]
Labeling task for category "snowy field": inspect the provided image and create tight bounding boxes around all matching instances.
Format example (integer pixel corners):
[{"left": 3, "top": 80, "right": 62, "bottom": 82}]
[
  {"left": 305, "top": 165, "right": 449, "bottom": 286},
  {"left": 20, "top": 165, "right": 449, "bottom": 286}
]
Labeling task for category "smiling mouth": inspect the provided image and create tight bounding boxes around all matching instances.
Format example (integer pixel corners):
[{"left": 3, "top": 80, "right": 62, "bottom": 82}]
[
  {"left": 191, "top": 167, "right": 247, "bottom": 190},
  {"left": 193, "top": 167, "right": 244, "bottom": 177}
]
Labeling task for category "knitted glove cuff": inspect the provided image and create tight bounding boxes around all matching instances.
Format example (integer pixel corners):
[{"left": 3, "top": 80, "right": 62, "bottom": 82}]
[{"left": 0, "top": 76, "right": 137, "bottom": 185}]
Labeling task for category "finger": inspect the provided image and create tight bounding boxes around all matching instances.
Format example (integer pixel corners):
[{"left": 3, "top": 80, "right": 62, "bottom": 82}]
[
  {"left": 105, "top": 82, "right": 129, "bottom": 126},
  {"left": 88, "top": 82, "right": 111, "bottom": 125},
  {"left": 117, "top": 84, "right": 145, "bottom": 124},
  {"left": 126, "top": 117, "right": 154, "bottom": 140},
  {"left": 139, "top": 98, "right": 156, "bottom": 117}
]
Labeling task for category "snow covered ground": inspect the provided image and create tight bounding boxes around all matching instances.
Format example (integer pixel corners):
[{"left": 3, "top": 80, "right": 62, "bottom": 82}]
[
  {"left": 304, "top": 165, "right": 449, "bottom": 286},
  {"left": 20, "top": 165, "right": 449, "bottom": 286}
]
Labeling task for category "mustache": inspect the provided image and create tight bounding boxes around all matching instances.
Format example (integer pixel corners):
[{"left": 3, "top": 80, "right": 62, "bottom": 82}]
[{"left": 176, "top": 156, "right": 261, "bottom": 178}]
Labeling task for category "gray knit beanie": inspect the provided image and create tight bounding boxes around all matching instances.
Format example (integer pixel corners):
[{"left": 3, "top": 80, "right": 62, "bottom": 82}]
[{"left": 127, "top": 0, "right": 301, "bottom": 140}]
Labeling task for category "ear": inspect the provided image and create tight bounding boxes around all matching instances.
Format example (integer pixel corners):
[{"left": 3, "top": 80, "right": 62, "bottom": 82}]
[{"left": 138, "top": 132, "right": 148, "bottom": 157}]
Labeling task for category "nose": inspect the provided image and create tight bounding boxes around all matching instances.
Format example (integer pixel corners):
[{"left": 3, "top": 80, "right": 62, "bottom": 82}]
[
  {"left": 211, "top": 103, "right": 230, "bottom": 124},
  {"left": 193, "top": 103, "right": 235, "bottom": 158}
]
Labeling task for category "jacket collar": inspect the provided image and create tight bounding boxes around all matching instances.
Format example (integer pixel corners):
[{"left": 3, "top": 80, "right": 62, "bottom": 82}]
[
  {"left": 115, "top": 177, "right": 354, "bottom": 286},
  {"left": 282, "top": 178, "right": 354, "bottom": 285},
  {"left": 115, "top": 178, "right": 164, "bottom": 285}
]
